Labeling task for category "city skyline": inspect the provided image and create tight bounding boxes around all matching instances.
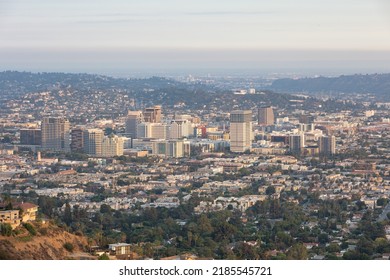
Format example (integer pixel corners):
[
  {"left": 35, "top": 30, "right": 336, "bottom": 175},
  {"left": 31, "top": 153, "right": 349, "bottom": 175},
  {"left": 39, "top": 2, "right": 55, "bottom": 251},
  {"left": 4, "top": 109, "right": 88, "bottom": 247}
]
[
  {"left": 1, "top": 0, "right": 390, "bottom": 76},
  {"left": 1, "top": 62, "right": 390, "bottom": 262}
]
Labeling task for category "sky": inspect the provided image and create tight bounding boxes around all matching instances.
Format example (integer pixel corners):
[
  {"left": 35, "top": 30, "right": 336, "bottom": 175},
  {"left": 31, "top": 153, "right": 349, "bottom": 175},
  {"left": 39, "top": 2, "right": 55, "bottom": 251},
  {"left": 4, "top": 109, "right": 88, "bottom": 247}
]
[{"left": 1, "top": 0, "right": 390, "bottom": 77}]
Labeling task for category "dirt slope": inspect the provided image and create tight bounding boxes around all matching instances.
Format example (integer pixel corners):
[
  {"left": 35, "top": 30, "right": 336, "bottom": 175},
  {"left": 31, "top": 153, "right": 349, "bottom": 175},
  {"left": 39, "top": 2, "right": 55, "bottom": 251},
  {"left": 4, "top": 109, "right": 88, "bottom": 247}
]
[{"left": 0, "top": 222, "right": 94, "bottom": 260}]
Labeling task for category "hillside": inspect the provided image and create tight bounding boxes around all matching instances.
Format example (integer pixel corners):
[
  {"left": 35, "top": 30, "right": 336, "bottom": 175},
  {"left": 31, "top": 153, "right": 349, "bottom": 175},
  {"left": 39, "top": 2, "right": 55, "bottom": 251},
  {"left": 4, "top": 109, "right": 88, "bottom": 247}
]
[
  {"left": 0, "top": 222, "right": 94, "bottom": 260},
  {"left": 270, "top": 73, "right": 390, "bottom": 101},
  {"left": 0, "top": 71, "right": 188, "bottom": 101},
  {"left": 0, "top": 71, "right": 360, "bottom": 114}
]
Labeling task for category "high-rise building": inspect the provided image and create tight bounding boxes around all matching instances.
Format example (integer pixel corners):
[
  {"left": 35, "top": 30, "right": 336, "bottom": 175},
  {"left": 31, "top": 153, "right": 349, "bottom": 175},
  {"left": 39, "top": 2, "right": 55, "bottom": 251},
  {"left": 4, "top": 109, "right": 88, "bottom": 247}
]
[
  {"left": 70, "top": 127, "right": 84, "bottom": 152},
  {"left": 152, "top": 140, "right": 190, "bottom": 158},
  {"left": 299, "top": 114, "right": 315, "bottom": 124},
  {"left": 137, "top": 123, "right": 152, "bottom": 138},
  {"left": 41, "top": 117, "right": 70, "bottom": 151},
  {"left": 151, "top": 123, "right": 170, "bottom": 139},
  {"left": 83, "top": 129, "right": 104, "bottom": 156},
  {"left": 125, "top": 111, "right": 143, "bottom": 139},
  {"left": 230, "top": 110, "right": 252, "bottom": 153},
  {"left": 319, "top": 135, "right": 336, "bottom": 155},
  {"left": 258, "top": 107, "right": 274, "bottom": 126},
  {"left": 102, "top": 135, "right": 124, "bottom": 157},
  {"left": 289, "top": 134, "right": 305, "bottom": 153},
  {"left": 170, "top": 119, "right": 192, "bottom": 139},
  {"left": 144, "top": 105, "right": 162, "bottom": 123},
  {"left": 298, "top": 123, "right": 314, "bottom": 132},
  {"left": 20, "top": 129, "right": 41, "bottom": 146}
]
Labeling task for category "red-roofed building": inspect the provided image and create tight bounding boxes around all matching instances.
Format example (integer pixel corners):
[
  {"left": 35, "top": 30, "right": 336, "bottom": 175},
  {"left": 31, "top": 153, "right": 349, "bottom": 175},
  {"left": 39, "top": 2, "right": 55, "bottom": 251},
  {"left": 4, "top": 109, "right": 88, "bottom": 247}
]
[
  {"left": 13, "top": 202, "right": 38, "bottom": 222},
  {"left": 0, "top": 202, "right": 38, "bottom": 225}
]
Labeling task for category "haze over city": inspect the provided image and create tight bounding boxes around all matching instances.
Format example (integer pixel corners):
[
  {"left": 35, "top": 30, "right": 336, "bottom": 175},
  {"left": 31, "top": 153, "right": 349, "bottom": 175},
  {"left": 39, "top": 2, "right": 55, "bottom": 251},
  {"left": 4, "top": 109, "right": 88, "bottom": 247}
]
[
  {"left": 1, "top": 0, "right": 390, "bottom": 76},
  {"left": 2, "top": 0, "right": 390, "bottom": 264}
]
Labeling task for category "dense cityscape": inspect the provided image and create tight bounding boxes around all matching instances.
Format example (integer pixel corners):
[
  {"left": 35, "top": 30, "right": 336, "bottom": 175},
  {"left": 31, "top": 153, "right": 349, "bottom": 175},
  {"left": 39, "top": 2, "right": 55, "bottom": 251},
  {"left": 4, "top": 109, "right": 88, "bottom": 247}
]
[{"left": 1, "top": 71, "right": 390, "bottom": 260}]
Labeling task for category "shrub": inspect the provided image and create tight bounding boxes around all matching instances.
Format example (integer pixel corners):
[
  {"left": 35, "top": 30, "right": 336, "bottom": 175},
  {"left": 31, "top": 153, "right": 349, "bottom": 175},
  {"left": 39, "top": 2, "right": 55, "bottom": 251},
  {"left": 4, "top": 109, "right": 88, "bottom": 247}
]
[
  {"left": 63, "top": 242, "right": 74, "bottom": 252},
  {"left": 98, "top": 253, "right": 110, "bottom": 260},
  {"left": 23, "top": 223, "right": 37, "bottom": 236},
  {"left": 39, "top": 227, "right": 48, "bottom": 236},
  {"left": 0, "top": 223, "right": 13, "bottom": 237}
]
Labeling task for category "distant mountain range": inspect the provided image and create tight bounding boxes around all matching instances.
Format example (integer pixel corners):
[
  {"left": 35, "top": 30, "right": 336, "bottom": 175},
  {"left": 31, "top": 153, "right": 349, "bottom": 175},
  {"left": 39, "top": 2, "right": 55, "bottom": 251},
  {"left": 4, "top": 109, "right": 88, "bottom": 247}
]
[
  {"left": 0, "top": 71, "right": 305, "bottom": 111},
  {"left": 269, "top": 73, "right": 390, "bottom": 101},
  {"left": 0, "top": 71, "right": 183, "bottom": 99},
  {"left": 0, "top": 71, "right": 371, "bottom": 112}
]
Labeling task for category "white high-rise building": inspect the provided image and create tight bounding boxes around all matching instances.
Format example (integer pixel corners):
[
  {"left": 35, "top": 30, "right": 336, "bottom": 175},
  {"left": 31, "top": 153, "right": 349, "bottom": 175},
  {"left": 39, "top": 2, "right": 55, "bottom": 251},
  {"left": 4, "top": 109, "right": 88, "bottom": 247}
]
[
  {"left": 152, "top": 140, "right": 191, "bottom": 158},
  {"left": 41, "top": 117, "right": 70, "bottom": 152},
  {"left": 230, "top": 110, "right": 252, "bottom": 153},
  {"left": 102, "top": 135, "right": 124, "bottom": 157},
  {"left": 170, "top": 120, "right": 192, "bottom": 139}
]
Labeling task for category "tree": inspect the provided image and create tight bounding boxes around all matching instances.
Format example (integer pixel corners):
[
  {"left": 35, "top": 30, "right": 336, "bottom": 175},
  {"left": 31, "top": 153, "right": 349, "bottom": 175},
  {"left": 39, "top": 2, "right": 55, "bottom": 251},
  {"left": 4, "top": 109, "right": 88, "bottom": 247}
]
[
  {"left": 38, "top": 196, "right": 59, "bottom": 217},
  {"left": 377, "top": 198, "right": 388, "bottom": 207},
  {"left": 233, "top": 242, "right": 259, "bottom": 259},
  {"left": 374, "top": 237, "right": 389, "bottom": 254},
  {"left": 64, "top": 203, "right": 72, "bottom": 226},
  {"left": 100, "top": 204, "right": 112, "bottom": 214},
  {"left": 357, "top": 238, "right": 374, "bottom": 256},
  {"left": 318, "top": 233, "right": 329, "bottom": 245},
  {"left": 356, "top": 201, "right": 366, "bottom": 211},
  {"left": 266, "top": 186, "right": 276, "bottom": 196},
  {"left": 326, "top": 243, "right": 340, "bottom": 253},
  {"left": 286, "top": 243, "right": 308, "bottom": 260},
  {"left": 197, "top": 215, "right": 213, "bottom": 235}
]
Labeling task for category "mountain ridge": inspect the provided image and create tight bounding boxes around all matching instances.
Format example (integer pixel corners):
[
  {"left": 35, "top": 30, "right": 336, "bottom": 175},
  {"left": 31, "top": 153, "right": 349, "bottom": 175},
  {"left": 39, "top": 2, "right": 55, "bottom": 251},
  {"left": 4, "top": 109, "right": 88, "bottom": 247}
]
[{"left": 269, "top": 73, "right": 390, "bottom": 101}]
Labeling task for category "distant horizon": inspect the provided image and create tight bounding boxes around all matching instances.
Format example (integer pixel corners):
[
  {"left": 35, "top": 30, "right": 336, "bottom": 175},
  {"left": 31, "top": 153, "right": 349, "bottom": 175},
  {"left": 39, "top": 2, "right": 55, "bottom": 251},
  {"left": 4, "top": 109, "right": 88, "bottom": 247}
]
[
  {"left": 1, "top": 66, "right": 390, "bottom": 80},
  {"left": 1, "top": 0, "right": 390, "bottom": 78}
]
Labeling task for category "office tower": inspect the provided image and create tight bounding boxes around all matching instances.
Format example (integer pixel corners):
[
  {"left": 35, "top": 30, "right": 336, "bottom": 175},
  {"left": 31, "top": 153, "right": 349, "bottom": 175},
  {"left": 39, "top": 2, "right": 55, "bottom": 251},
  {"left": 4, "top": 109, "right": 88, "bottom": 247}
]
[
  {"left": 170, "top": 119, "right": 192, "bottom": 139},
  {"left": 102, "top": 135, "right": 124, "bottom": 157},
  {"left": 70, "top": 127, "right": 84, "bottom": 152},
  {"left": 83, "top": 129, "right": 104, "bottom": 156},
  {"left": 125, "top": 111, "right": 143, "bottom": 139},
  {"left": 258, "top": 107, "right": 274, "bottom": 126},
  {"left": 152, "top": 140, "right": 191, "bottom": 158},
  {"left": 319, "top": 135, "right": 336, "bottom": 155},
  {"left": 20, "top": 129, "right": 41, "bottom": 146},
  {"left": 299, "top": 114, "right": 315, "bottom": 124},
  {"left": 151, "top": 123, "right": 170, "bottom": 139},
  {"left": 289, "top": 134, "right": 305, "bottom": 153},
  {"left": 143, "top": 105, "right": 162, "bottom": 123},
  {"left": 41, "top": 117, "right": 70, "bottom": 152},
  {"left": 298, "top": 123, "right": 314, "bottom": 132},
  {"left": 137, "top": 123, "right": 152, "bottom": 138},
  {"left": 230, "top": 110, "right": 252, "bottom": 153}
]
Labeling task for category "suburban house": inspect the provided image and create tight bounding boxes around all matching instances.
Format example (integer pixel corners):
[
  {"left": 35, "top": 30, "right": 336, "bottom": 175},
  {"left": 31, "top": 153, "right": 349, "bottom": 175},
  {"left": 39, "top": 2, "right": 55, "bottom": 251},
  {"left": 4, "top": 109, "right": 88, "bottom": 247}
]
[
  {"left": 13, "top": 202, "right": 38, "bottom": 222},
  {"left": 0, "top": 210, "right": 21, "bottom": 229},
  {"left": 0, "top": 202, "right": 38, "bottom": 229}
]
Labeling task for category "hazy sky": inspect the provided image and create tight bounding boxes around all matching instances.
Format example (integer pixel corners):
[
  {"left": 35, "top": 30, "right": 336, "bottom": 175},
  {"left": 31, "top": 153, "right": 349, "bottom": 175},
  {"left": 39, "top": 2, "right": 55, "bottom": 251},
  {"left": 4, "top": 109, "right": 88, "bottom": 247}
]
[{"left": 1, "top": 0, "right": 390, "bottom": 76}]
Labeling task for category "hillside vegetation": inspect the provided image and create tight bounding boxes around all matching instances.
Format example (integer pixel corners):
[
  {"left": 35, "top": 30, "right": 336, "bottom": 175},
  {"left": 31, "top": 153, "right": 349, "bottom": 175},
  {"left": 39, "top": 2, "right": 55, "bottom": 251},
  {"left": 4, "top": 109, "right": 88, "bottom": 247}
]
[
  {"left": 270, "top": 73, "right": 390, "bottom": 101},
  {"left": 0, "top": 221, "right": 93, "bottom": 260}
]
